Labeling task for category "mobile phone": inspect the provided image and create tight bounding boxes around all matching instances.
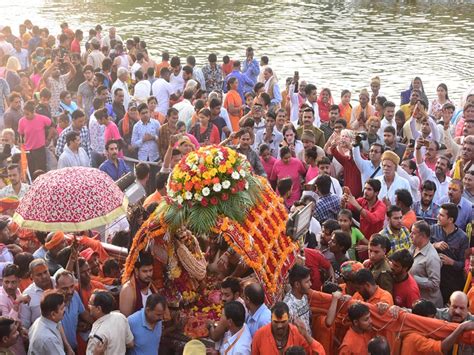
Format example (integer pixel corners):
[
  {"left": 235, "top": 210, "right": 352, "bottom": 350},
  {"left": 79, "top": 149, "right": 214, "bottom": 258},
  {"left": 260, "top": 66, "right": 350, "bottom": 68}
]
[
  {"left": 408, "top": 139, "right": 415, "bottom": 148},
  {"left": 234, "top": 129, "right": 246, "bottom": 139}
]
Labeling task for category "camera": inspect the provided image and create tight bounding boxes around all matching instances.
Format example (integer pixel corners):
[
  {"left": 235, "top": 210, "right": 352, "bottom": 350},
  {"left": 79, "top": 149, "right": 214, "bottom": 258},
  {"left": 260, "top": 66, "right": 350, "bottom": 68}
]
[{"left": 355, "top": 132, "right": 367, "bottom": 144}]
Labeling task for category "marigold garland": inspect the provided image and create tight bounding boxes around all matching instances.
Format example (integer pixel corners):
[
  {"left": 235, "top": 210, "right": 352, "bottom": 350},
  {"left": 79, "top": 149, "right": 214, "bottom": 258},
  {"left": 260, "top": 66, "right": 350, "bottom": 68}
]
[
  {"left": 211, "top": 180, "right": 298, "bottom": 296},
  {"left": 124, "top": 153, "right": 298, "bottom": 304}
]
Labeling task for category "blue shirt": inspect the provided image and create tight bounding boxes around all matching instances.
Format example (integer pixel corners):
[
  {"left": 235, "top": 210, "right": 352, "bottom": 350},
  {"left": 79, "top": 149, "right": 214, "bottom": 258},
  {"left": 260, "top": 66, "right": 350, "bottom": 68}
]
[
  {"left": 413, "top": 200, "right": 440, "bottom": 225},
  {"left": 242, "top": 58, "right": 260, "bottom": 93},
  {"left": 61, "top": 291, "right": 85, "bottom": 350},
  {"left": 245, "top": 303, "right": 271, "bottom": 337},
  {"left": 99, "top": 158, "right": 131, "bottom": 181},
  {"left": 12, "top": 48, "right": 29, "bottom": 70},
  {"left": 439, "top": 196, "right": 473, "bottom": 231},
  {"left": 127, "top": 308, "right": 162, "bottom": 355},
  {"left": 131, "top": 119, "right": 160, "bottom": 161},
  {"left": 224, "top": 70, "right": 254, "bottom": 101},
  {"left": 315, "top": 194, "right": 341, "bottom": 222},
  {"left": 430, "top": 224, "right": 468, "bottom": 271},
  {"left": 352, "top": 146, "right": 382, "bottom": 184}
]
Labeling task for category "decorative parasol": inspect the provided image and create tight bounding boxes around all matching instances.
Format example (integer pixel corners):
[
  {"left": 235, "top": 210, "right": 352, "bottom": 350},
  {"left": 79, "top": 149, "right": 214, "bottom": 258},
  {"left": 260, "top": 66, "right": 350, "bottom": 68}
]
[{"left": 12, "top": 167, "right": 128, "bottom": 232}]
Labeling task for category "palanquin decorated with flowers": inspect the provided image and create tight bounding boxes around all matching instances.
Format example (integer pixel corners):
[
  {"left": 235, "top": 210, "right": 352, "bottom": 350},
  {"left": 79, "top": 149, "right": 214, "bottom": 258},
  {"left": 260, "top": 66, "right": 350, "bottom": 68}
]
[{"left": 123, "top": 145, "right": 298, "bottom": 338}]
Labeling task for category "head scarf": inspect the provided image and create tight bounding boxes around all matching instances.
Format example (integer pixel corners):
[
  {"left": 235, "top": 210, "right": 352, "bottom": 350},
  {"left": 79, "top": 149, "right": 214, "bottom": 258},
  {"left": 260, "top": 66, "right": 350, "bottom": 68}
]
[
  {"left": 340, "top": 260, "right": 364, "bottom": 280},
  {"left": 0, "top": 196, "right": 19, "bottom": 213},
  {"left": 44, "top": 231, "right": 66, "bottom": 251},
  {"left": 381, "top": 150, "right": 400, "bottom": 166}
]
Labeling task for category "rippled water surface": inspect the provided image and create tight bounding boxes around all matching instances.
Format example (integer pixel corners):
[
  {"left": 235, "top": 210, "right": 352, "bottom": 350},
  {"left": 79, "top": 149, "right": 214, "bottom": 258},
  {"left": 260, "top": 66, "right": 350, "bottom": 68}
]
[{"left": 2, "top": 0, "right": 473, "bottom": 102}]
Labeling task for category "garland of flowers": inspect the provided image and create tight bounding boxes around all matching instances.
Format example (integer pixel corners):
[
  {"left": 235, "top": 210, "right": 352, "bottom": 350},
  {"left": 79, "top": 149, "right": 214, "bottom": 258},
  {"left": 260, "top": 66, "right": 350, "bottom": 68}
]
[
  {"left": 122, "top": 211, "right": 168, "bottom": 283},
  {"left": 162, "top": 145, "right": 262, "bottom": 235},
  {"left": 213, "top": 180, "right": 298, "bottom": 295}
]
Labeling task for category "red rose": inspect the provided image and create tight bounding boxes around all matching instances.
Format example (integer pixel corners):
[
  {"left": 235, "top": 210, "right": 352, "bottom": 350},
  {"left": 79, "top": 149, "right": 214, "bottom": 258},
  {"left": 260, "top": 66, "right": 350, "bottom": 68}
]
[
  {"left": 201, "top": 198, "right": 208, "bottom": 207},
  {"left": 212, "top": 177, "right": 220, "bottom": 184},
  {"left": 221, "top": 193, "right": 229, "bottom": 201},
  {"left": 210, "top": 197, "right": 218, "bottom": 205},
  {"left": 231, "top": 187, "right": 237, "bottom": 194}
]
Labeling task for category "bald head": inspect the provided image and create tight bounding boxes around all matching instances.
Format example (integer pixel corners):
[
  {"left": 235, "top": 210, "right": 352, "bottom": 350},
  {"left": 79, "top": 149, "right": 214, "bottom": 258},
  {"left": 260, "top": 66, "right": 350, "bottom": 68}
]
[
  {"left": 450, "top": 291, "right": 468, "bottom": 305},
  {"left": 448, "top": 291, "right": 469, "bottom": 323}
]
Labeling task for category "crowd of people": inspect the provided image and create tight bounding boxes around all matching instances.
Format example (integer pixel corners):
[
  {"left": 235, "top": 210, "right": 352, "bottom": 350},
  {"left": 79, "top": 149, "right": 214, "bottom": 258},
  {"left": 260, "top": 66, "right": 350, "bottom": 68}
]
[{"left": 0, "top": 18, "right": 473, "bottom": 355}]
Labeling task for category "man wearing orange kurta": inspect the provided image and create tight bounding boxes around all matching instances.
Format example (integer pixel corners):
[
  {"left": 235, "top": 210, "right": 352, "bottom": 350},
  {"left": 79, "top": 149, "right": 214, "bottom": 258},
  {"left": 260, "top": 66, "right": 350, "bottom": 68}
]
[
  {"left": 352, "top": 269, "right": 394, "bottom": 306},
  {"left": 339, "top": 302, "right": 375, "bottom": 355},
  {"left": 252, "top": 301, "right": 325, "bottom": 355}
]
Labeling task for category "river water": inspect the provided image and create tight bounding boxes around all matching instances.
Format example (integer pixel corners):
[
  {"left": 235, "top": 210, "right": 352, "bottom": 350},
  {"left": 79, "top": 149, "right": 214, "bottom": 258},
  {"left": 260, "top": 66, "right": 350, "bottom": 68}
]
[{"left": 2, "top": 0, "right": 473, "bottom": 104}]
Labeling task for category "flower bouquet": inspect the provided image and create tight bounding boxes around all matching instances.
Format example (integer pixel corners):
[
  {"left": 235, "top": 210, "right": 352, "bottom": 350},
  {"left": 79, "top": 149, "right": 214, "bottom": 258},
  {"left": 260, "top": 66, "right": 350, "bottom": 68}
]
[{"left": 160, "top": 145, "right": 262, "bottom": 235}]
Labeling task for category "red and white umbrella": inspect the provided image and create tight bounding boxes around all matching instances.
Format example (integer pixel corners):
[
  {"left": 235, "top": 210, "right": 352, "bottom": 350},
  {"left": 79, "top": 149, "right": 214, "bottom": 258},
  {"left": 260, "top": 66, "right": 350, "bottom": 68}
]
[{"left": 13, "top": 167, "right": 128, "bottom": 232}]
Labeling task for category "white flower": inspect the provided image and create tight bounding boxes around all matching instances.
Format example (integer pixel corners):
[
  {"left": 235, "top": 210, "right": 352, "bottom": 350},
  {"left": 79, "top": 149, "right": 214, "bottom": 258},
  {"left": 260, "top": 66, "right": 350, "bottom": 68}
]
[
  {"left": 222, "top": 180, "right": 231, "bottom": 189},
  {"left": 213, "top": 183, "right": 222, "bottom": 192},
  {"left": 245, "top": 181, "right": 249, "bottom": 190},
  {"left": 231, "top": 171, "right": 240, "bottom": 180},
  {"left": 240, "top": 170, "right": 246, "bottom": 177},
  {"left": 194, "top": 193, "right": 203, "bottom": 201},
  {"left": 177, "top": 196, "right": 184, "bottom": 204},
  {"left": 202, "top": 187, "right": 210, "bottom": 196},
  {"left": 185, "top": 191, "right": 193, "bottom": 200}
]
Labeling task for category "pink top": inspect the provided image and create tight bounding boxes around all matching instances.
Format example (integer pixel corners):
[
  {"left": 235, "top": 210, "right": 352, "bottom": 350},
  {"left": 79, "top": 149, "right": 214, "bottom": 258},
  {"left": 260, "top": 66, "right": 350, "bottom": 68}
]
[
  {"left": 260, "top": 156, "right": 276, "bottom": 179},
  {"left": 305, "top": 165, "right": 319, "bottom": 183},
  {"left": 104, "top": 121, "right": 123, "bottom": 157},
  {"left": 455, "top": 117, "right": 464, "bottom": 137},
  {"left": 172, "top": 133, "right": 201, "bottom": 150},
  {"left": 30, "top": 73, "right": 42, "bottom": 90},
  {"left": 0, "top": 286, "right": 20, "bottom": 320},
  {"left": 18, "top": 114, "right": 51, "bottom": 150},
  {"left": 270, "top": 157, "right": 306, "bottom": 207},
  {"left": 70, "top": 39, "right": 81, "bottom": 53}
]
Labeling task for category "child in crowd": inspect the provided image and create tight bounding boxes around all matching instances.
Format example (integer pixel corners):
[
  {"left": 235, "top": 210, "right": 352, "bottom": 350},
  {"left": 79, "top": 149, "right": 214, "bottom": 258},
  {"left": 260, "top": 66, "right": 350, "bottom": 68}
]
[
  {"left": 277, "top": 177, "right": 293, "bottom": 210},
  {"left": 337, "top": 209, "right": 368, "bottom": 261}
]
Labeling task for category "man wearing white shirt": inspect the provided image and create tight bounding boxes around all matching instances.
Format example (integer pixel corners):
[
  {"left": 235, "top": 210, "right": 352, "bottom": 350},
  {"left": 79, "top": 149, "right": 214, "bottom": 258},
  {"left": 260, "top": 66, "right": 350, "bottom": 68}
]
[
  {"left": 111, "top": 68, "right": 131, "bottom": 111},
  {"left": 415, "top": 137, "right": 451, "bottom": 205},
  {"left": 130, "top": 52, "right": 145, "bottom": 81},
  {"left": 305, "top": 84, "right": 321, "bottom": 128},
  {"left": 353, "top": 143, "right": 383, "bottom": 184},
  {"left": 219, "top": 301, "right": 251, "bottom": 355},
  {"left": 173, "top": 89, "right": 194, "bottom": 130},
  {"left": 169, "top": 56, "right": 185, "bottom": 94},
  {"left": 375, "top": 150, "right": 411, "bottom": 204},
  {"left": 101, "top": 27, "right": 122, "bottom": 49},
  {"left": 288, "top": 81, "right": 307, "bottom": 125},
  {"left": 316, "top": 157, "right": 343, "bottom": 197},
  {"left": 20, "top": 259, "right": 55, "bottom": 329},
  {"left": 152, "top": 68, "right": 173, "bottom": 116},
  {"left": 254, "top": 111, "right": 283, "bottom": 158},
  {"left": 378, "top": 101, "right": 397, "bottom": 140},
  {"left": 133, "top": 70, "right": 151, "bottom": 103}
]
